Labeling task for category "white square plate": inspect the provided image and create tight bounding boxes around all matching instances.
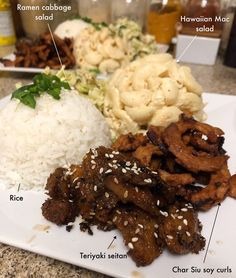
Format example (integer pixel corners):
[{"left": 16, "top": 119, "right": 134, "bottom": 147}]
[{"left": 0, "top": 93, "right": 236, "bottom": 278}]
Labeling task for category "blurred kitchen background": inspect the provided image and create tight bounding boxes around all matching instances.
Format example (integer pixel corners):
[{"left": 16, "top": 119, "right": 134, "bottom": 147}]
[{"left": 0, "top": 0, "right": 236, "bottom": 67}]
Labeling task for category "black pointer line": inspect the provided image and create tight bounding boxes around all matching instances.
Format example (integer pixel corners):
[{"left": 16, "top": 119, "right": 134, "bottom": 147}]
[
  {"left": 17, "top": 183, "right": 21, "bottom": 192},
  {"left": 203, "top": 203, "right": 221, "bottom": 263},
  {"left": 107, "top": 236, "right": 117, "bottom": 250}
]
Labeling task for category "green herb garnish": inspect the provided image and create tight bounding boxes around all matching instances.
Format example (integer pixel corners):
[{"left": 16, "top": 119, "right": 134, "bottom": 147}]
[
  {"left": 11, "top": 73, "right": 71, "bottom": 109},
  {"left": 117, "top": 25, "right": 127, "bottom": 37},
  {"left": 69, "top": 15, "right": 108, "bottom": 30},
  {"left": 88, "top": 68, "right": 101, "bottom": 75}
]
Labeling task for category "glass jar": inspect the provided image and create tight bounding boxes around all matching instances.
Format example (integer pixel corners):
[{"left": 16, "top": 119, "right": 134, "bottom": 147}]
[
  {"left": 147, "top": 0, "right": 182, "bottom": 44},
  {"left": 49, "top": 0, "right": 78, "bottom": 31},
  {"left": 221, "top": 0, "right": 236, "bottom": 53},
  {"left": 181, "top": 0, "right": 222, "bottom": 37},
  {"left": 78, "top": 0, "right": 110, "bottom": 23},
  {"left": 224, "top": 8, "right": 236, "bottom": 67},
  {"left": 0, "top": 0, "right": 16, "bottom": 46},
  {"left": 111, "top": 0, "right": 146, "bottom": 28},
  {"left": 18, "top": 0, "right": 49, "bottom": 39},
  {"left": 18, "top": 0, "right": 77, "bottom": 39}
]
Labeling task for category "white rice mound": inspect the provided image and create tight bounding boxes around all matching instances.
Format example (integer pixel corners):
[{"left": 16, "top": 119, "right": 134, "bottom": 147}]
[{"left": 0, "top": 89, "right": 111, "bottom": 190}]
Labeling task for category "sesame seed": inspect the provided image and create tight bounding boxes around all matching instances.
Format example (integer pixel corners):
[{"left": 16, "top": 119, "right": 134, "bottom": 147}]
[
  {"left": 108, "top": 163, "right": 113, "bottom": 168},
  {"left": 113, "top": 216, "right": 117, "bottom": 222},
  {"left": 105, "top": 169, "right": 112, "bottom": 174},
  {"left": 171, "top": 214, "right": 176, "bottom": 219},
  {"left": 135, "top": 187, "right": 139, "bottom": 193},
  {"left": 124, "top": 190, "right": 129, "bottom": 198},
  {"left": 126, "top": 162, "right": 131, "bottom": 166},
  {"left": 73, "top": 177, "right": 79, "bottom": 183},
  {"left": 154, "top": 232, "right": 158, "bottom": 238},
  {"left": 138, "top": 224, "right": 144, "bottom": 228},
  {"left": 90, "top": 212, "right": 95, "bottom": 215},
  {"left": 135, "top": 228, "right": 140, "bottom": 234},
  {"left": 116, "top": 210, "right": 121, "bottom": 214},
  {"left": 114, "top": 177, "right": 119, "bottom": 184},
  {"left": 109, "top": 154, "right": 114, "bottom": 158},
  {"left": 68, "top": 200, "right": 73, "bottom": 203},
  {"left": 160, "top": 210, "right": 168, "bottom": 217},
  {"left": 152, "top": 171, "right": 158, "bottom": 174},
  {"left": 94, "top": 185, "right": 97, "bottom": 192},
  {"left": 122, "top": 168, "right": 127, "bottom": 173},
  {"left": 66, "top": 169, "right": 76, "bottom": 176},
  {"left": 181, "top": 208, "right": 188, "bottom": 212},
  {"left": 183, "top": 219, "right": 188, "bottom": 226},
  {"left": 154, "top": 224, "right": 159, "bottom": 229},
  {"left": 91, "top": 155, "right": 95, "bottom": 159},
  {"left": 75, "top": 185, "right": 80, "bottom": 189},
  {"left": 91, "top": 165, "right": 96, "bottom": 170},
  {"left": 186, "top": 231, "right": 191, "bottom": 237},
  {"left": 99, "top": 168, "right": 104, "bottom": 174},
  {"left": 124, "top": 221, "right": 128, "bottom": 226},
  {"left": 132, "top": 237, "right": 139, "bottom": 242},
  {"left": 91, "top": 160, "right": 96, "bottom": 165},
  {"left": 176, "top": 209, "right": 179, "bottom": 213},
  {"left": 178, "top": 225, "right": 182, "bottom": 231},
  {"left": 105, "top": 154, "right": 109, "bottom": 158},
  {"left": 156, "top": 200, "right": 160, "bottom": 206},
  {"left": 177, "top": 215, "right": 183, "bottom": 219},
  {"left": 112, "top": 160, "right": 117, "bottom": 164},
  {"left": 128, "top": 242, "right": 134, "bottom": 249},
  {"left": 144, "top": 178, "right": 152, "bottom": 183},
  {"left": 167, "top": 235, "right": 173, "bottom": 240},
  {"left": 105, "top": 192, "right": 110, "bottom": 198}
]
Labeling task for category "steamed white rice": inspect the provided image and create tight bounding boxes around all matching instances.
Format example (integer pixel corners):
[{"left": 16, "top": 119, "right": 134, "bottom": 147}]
[{"left": 0, "top": 89, "right": 111, "bottom": 190}]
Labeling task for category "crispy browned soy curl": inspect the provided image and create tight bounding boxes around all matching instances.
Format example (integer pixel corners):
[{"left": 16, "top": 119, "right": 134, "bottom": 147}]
[{"left": 42, "top": 115, "right": 235, "bottom": 267}]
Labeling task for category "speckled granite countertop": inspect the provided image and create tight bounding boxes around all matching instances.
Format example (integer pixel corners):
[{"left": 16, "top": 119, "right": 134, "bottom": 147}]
[{"left": 0, "top": 58, "right": 235, "bottom": 278}]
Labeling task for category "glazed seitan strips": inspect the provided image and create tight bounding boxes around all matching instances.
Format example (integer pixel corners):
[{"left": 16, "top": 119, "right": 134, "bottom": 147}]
[
  {"left": 42, "top": 143, "right": 205, "bottom": 266},
  {"left": 112, "top": 207, "right": 164, "bottom": 266}
]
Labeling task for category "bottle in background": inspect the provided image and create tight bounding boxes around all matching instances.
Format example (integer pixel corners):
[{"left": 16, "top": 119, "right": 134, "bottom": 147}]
[
  {"left": 111, "top": 0, "right": 146, "bottom": 28},
  {"left": 220, "top": 0, "right": 236, "bottom": 55},
  {"left": 0, "top": 0, "right": 16, "bottom": 46},
  {"left": 50, "top": 0, "right": 78, "bottom": 31},
  {"left": 9, "top": 0, "right": 24, "bottom": 38},
  {"left": 181, "top": 0, "right": 222, "bottom": 37},
  {"left": 18, "top": 0, "right": 49, "bottom": 39},
  {"left": 147, "top": 0, "right": 182, "bottom": 44},
  {"left": 224, "top": 9, "right": 236, "bottom": 68},
  {"left": 78, "top": 0, "right": 110, "bottom": 23}
]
